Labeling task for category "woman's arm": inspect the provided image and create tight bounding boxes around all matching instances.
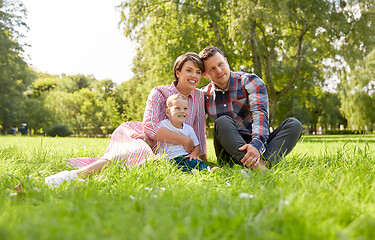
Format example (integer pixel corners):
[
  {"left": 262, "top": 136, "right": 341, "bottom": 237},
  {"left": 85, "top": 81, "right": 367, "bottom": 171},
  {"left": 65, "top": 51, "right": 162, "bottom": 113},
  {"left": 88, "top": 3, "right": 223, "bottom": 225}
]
[
  {"left": 155, "top": 127, "right": 194, "bottom": 153},
  {"left": 192, "top": 90, "right": 207, "bottom": 155}
]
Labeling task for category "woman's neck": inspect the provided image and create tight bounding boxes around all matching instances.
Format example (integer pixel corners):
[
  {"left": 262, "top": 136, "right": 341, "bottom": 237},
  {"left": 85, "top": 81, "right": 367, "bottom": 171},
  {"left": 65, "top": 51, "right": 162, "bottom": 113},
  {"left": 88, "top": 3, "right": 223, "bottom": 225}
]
[{"left": 175, "top": 82, "right": 192, "bottom": 95}]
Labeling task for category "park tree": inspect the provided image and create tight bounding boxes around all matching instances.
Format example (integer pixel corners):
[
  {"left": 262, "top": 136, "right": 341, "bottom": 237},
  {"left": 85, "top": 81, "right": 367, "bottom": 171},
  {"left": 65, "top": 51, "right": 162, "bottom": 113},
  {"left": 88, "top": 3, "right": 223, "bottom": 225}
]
[
  {"left": 114, "top": 77, "right": 150, "bottom": 122},
  {"left": 118, "top": 0, "right": 375, "bottom": 125},
  {"left": 55, "top": 74, "right": 94, "bottom": 93},
  {"left": 31, "top": 75, "right": 59, "bottom": 97},
  {"left": 25, "top": 73, "right": 122, "bottom": 135},
  {"left": 92, "top": 79, "right": 116, "bottom": 98},
  {"left": 22, "top": 97, "right": 54, "bottom": 134},
  {"left": 118, "top": 0, "right": 227, "bottom": 120},
  {"left": 339, "top": 49, "right": 375, "bottom": 131},
  {"left": 274, "top": 87, "right": 345, "bottom": 134},
  {"left": 44, "top": 86, "right": 121, "bottom": 136},
  {"left": 0, "top": 0, "right": 32, "bottom": 133}
]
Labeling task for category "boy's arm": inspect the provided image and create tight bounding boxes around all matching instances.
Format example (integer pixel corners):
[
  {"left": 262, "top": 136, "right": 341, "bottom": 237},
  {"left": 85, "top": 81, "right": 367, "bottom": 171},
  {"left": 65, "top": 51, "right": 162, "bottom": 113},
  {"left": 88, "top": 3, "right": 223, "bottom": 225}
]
[
  {"left": 199, "top": 154, "right": 207, "bottom": 161},
  {"left": 186, "top": 145, "right": 201, "bottom": 160}
]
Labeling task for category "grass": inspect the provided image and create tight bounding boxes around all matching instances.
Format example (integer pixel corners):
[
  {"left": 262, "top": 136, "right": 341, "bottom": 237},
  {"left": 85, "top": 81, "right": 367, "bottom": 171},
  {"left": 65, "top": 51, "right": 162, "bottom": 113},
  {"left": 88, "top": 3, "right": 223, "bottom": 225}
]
[{"left": 1, "top": 134, "right": 375, "bottom": 240}]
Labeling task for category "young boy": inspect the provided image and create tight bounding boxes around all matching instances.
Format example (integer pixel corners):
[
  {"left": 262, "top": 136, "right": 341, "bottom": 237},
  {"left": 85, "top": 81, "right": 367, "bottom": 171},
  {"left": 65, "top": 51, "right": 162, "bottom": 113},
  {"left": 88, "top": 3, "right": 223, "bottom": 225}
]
[{"left": 159, "top": 93, "right": 217, "bottom": 172}]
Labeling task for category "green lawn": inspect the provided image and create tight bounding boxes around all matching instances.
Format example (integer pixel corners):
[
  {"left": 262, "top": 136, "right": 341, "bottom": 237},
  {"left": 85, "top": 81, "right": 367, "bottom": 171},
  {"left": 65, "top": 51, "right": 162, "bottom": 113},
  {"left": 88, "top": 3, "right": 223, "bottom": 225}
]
[{"left": 1, "top": 134, "right": 375, "bottom": 240}]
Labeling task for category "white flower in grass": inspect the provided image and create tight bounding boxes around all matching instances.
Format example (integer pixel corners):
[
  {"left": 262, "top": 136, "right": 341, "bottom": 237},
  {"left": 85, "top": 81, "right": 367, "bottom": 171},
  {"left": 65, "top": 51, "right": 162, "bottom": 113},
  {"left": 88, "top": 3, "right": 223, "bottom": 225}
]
[
  {"left": 240, "top": 169, "right": 251, "bottom": 177},
  {"left": 129, "top": 195, "right": 135, "bottom": 200},
  {"left": 34, "top": 187, "right": 40, "bottom": 192},
  {"left": 239, "top": 193, "right": 254, "bottom": 199},
  {"left": 225, "top": 181, "right": 231, "bottom": 187},
  {"left": 152, "top": 195, "right": 157, "bottom": 199},
  {"left": 160, "top": 187, "right": 166, "bottom": 191},
  {"left": 145, "top": 187, "right": 151, "bottom": 191},
  {"left": 9, "top": 192, "right": 17, "bottom": 197}
]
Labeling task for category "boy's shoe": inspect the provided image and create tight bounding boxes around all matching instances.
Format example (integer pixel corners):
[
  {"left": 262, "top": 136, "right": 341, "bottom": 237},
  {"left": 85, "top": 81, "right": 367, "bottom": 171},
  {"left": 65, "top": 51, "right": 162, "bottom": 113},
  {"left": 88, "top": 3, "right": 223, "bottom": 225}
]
[
  {"left": 45, "top": 170, "right": 78, "bottom": 186},
  {"left": 208, "top": 166, "right": 222, "bottom": 172}
]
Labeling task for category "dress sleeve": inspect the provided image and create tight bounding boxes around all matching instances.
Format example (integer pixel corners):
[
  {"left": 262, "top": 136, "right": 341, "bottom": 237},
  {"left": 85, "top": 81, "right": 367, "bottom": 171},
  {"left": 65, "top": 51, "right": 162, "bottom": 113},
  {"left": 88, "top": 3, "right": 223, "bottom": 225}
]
[
  {"left": 192, "top": 90, "right": 207, "bottom": 155},
  {"left": 143, "top": 87, "right": 167, "bottom": 140}
]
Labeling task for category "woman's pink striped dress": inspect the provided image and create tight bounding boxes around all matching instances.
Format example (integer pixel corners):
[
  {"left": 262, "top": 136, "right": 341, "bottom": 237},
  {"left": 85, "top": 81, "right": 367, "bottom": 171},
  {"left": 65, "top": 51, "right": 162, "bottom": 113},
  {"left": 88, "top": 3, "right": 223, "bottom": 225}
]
[{"left": 66, "top": 81, "right": 206, "bottom": 169}]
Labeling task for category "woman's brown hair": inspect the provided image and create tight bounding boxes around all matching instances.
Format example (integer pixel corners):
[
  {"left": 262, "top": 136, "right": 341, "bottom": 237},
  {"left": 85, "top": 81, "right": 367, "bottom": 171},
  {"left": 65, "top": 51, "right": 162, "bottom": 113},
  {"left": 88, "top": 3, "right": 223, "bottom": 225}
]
[{"left": 173, "top": 52, "right": 204, "bottom": 81}]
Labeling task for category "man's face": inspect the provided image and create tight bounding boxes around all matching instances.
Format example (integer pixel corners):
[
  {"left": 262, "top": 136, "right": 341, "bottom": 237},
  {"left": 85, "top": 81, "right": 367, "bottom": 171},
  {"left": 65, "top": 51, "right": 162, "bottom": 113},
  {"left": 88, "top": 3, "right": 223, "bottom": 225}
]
[{"left": 203, "top": 52, "right": 231, "bottom": 90}]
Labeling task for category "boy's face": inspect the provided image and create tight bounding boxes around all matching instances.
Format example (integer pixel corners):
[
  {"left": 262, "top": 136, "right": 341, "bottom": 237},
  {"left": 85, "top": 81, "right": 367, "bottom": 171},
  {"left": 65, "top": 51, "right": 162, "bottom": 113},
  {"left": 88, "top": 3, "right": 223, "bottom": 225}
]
[{"left": 166, "top": 99, "right": 189, "bottom": 125}]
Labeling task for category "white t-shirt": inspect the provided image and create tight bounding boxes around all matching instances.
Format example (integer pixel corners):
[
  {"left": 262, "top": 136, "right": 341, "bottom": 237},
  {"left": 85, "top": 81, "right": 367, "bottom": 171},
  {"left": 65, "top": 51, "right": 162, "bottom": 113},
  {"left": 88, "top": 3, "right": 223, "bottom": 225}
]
[{"left": 157, "top": 119, "right": 200, "bottom": 159}]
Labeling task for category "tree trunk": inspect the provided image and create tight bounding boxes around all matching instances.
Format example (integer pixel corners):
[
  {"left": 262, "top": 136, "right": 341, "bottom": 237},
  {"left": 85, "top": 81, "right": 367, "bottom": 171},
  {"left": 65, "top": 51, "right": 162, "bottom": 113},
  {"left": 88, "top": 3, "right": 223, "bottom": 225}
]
[
  {"left": 262, "top": 50, "right": 276, "bottom": 126},
  {"left": 250, "top": 20, "right": 262, "bottom": 77},
  {"left": 268, "top": 96, "right": 278, "bottom": 127},
  {"left": 211, "top": 18, "right": 226, "bottom": 56}
]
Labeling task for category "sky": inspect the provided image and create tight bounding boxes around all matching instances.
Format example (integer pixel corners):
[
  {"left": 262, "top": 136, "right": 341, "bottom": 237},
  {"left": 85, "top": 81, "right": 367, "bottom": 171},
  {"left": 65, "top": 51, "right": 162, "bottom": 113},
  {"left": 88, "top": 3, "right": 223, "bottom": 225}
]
[{"left": 22, "top": 0, "right": 135, "bottom": 84}]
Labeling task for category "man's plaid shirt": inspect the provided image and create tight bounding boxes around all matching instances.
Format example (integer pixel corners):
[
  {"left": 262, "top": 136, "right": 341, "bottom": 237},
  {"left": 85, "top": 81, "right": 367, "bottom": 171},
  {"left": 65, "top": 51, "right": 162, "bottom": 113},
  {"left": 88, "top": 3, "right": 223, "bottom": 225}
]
[{"left": 202, "top": 71, "right": 269, "bottom": 153}]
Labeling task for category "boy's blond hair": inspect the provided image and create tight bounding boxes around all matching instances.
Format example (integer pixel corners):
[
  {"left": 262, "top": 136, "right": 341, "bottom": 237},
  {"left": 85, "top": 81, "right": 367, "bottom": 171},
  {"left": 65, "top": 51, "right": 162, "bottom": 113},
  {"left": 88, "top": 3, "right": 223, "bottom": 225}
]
[{"left": 166, "top": 93, "right": 188, "bottom": 108}]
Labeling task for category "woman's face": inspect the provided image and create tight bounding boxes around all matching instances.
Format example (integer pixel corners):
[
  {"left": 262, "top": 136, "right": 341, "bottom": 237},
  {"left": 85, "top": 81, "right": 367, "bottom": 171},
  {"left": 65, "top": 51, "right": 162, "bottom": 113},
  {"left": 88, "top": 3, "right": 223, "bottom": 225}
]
[{"left": 175, "top": 60, "right": 203, "bottom": 95}]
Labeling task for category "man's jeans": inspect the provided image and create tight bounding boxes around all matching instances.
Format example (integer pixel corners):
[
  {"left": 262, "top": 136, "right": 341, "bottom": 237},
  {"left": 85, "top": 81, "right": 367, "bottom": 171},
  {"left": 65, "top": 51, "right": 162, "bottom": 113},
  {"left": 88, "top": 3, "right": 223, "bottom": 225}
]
[{"left": 213, "top": 115, "right": 303, "bottom": 167}]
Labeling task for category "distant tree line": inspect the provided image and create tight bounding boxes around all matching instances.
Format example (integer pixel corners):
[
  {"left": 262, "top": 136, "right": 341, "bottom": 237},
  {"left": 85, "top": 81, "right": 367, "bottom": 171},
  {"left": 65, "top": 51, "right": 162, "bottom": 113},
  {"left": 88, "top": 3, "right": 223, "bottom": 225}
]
[{"left": 0, "top": 0, "right": 374, "bottom": 136}]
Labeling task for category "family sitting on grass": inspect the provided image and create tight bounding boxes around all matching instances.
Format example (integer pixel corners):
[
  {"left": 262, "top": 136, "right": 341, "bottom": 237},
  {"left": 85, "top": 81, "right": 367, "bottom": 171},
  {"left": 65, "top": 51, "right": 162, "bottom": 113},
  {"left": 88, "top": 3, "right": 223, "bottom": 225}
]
[{"left": 45, "top": 46, "right": 303, "bottom": 186}]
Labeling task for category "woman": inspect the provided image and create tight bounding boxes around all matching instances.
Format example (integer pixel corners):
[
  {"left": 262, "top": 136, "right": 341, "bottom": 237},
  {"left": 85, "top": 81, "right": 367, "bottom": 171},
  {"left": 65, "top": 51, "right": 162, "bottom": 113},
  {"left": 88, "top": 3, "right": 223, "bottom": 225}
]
[{"left": 45, "top": 52, "right": 206, "bottom": 186}]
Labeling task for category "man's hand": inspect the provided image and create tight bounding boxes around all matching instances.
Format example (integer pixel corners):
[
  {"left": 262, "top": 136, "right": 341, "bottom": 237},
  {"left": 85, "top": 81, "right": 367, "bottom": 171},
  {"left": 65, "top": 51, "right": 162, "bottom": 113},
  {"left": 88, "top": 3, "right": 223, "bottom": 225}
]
[{"left": 239, "top": 144, "right": 260, "bottom": 169}]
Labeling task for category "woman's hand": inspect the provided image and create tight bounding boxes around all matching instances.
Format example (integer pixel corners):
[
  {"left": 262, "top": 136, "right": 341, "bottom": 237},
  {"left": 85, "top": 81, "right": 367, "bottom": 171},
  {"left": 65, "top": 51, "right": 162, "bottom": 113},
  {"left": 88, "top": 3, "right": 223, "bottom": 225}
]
[
  {"left": 131, "top": 133, "right": 146, "bottom": 139},
  {"left": 131, "top": 133, "right": 156, "bottom": 148}
]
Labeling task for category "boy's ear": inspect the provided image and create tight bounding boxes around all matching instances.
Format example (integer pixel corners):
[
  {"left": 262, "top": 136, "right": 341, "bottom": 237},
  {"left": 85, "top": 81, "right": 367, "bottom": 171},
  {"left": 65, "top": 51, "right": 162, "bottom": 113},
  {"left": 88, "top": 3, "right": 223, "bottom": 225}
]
[{"left": 165, "top": 108, "right": 170, "bottom": 117}]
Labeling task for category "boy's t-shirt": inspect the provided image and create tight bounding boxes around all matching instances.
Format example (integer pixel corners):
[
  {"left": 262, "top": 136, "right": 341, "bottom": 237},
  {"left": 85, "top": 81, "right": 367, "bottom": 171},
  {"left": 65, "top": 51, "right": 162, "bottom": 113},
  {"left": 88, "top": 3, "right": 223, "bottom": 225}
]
[{"left": 157, "top": 119, "right": 200, "bottom": 159}]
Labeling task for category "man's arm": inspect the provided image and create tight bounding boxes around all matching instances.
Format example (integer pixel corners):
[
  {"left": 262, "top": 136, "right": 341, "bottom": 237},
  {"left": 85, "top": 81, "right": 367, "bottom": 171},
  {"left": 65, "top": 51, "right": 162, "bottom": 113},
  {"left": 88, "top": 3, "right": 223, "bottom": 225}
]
[{"left": 240, "top": 74, "right": 269, "bottom": 167}]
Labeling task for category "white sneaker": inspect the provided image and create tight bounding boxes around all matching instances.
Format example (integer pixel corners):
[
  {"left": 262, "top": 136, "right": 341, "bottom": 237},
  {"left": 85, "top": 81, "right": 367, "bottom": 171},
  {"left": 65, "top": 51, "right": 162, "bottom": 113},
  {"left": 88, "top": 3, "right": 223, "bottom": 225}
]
[{"left": 45, "top": 170, "right": 78, "bottom": 186}]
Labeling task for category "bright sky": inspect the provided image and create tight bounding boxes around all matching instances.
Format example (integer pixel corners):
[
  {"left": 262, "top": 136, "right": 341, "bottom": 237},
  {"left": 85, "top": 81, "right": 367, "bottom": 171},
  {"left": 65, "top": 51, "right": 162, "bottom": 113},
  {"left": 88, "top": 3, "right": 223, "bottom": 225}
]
[{"left": 22, "top": 0, "right": 135, "bottom": 84}]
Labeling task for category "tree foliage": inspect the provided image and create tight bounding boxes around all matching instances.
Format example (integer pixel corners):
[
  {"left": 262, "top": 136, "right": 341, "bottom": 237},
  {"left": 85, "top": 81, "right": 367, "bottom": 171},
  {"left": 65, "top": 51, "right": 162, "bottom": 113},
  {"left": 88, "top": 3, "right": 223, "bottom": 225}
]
[
  {"left": 339, "top": 49, "right": 375, "bottom": 131},
  {"left": 118, "top": 0, "right": 375, "bottom": 126},
  {"left": 0, "top": 0, "right": 32, "bottom": 133}
]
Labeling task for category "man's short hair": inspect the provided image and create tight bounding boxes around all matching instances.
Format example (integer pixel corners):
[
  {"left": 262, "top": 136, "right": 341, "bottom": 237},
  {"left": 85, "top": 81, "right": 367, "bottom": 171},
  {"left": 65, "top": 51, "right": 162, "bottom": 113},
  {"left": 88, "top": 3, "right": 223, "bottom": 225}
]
[
  {"left": 166, "top": 93, "right": 188, "bottom": 108},
  {"left": 198, "top": 46, "right": 224, "bottom": 61},
  {"left": 173, "top": 52, "right": 204, "bottom": 81}
]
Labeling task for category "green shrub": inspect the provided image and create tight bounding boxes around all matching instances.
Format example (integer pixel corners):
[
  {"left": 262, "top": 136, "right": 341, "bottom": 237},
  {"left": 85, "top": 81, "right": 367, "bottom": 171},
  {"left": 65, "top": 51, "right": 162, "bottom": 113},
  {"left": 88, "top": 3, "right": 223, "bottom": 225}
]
[{"left": 45, "top": 124, "right": 72, "bottom": 137}]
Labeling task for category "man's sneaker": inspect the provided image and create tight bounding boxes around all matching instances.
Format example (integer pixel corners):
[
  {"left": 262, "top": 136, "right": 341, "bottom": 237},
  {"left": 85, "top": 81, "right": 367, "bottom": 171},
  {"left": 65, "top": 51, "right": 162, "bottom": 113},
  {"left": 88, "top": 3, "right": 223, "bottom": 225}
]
[{"left": 45, "top": 170, "right": 78, "bottom": 186}]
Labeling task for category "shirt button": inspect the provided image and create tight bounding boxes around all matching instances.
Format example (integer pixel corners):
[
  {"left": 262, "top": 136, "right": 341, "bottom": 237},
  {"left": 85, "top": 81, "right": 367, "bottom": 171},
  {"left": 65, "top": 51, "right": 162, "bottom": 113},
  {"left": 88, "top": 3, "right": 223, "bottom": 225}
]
[{"left": 223, "top": 104, "right": 227, "bottom": 107}]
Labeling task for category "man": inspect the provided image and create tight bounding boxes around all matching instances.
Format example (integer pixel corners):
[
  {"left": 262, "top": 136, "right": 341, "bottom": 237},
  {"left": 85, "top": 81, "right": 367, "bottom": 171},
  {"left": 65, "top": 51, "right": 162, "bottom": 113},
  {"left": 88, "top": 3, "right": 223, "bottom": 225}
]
[{"left": 199, "top": 46, "right": 303, "bottom": 169}]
